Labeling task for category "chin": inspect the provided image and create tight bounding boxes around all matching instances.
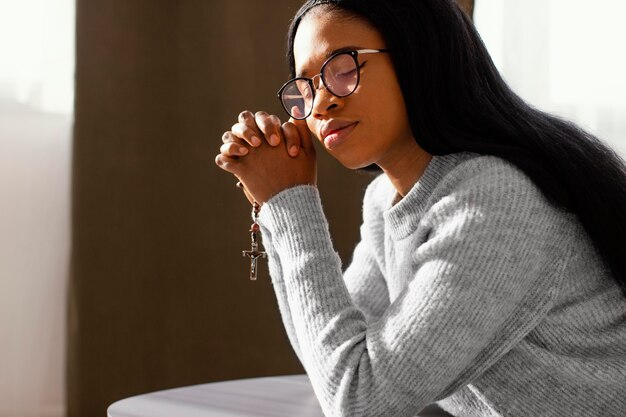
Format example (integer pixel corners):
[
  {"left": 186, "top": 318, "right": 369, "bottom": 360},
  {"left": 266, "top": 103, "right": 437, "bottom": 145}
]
[{"left": 333, "top": 154, "right": 375, "bottom": 171}]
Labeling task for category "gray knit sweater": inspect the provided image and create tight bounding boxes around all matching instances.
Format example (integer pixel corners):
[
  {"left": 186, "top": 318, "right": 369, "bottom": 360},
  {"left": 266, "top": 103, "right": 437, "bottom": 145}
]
[{"left": 257, "top": 152, "right": 626, "bottom": 417}]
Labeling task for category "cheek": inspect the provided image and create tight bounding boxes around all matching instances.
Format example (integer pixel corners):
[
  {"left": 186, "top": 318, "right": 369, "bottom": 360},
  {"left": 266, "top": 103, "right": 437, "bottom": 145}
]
[
  {"left": 364, "top": 84, "right": 410, "bottom": 137},
  {"left": 359, "top": 66, "right": 408, "bottom": 120},
  {"left": 381, "top": 82, "right": 412, "bottom": 136},
  {"left": 306, "top": 119, "right": 321, "bottom": 142}
]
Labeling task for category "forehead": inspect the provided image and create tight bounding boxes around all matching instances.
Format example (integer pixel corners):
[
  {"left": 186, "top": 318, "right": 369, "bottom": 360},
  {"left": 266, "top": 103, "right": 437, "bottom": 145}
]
[{"left": 293, "top": 11, "right": 384, "bottom": 76}]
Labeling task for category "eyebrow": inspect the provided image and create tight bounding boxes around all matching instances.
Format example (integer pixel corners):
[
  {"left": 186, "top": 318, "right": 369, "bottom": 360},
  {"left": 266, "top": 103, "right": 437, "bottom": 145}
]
[{"left": 296, "top": 45, "right": 362, "bottom": 78}]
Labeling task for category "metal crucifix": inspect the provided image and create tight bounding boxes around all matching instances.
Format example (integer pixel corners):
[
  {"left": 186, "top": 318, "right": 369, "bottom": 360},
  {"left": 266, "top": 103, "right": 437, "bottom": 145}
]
[{"left": 242, "top": 202, "right": 266, "bottom": 280}]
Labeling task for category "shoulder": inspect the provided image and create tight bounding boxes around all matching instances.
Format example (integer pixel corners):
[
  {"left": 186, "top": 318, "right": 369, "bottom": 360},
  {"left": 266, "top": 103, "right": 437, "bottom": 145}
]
[
  {"left": 424, "top": 153, "right": 578, "bottom": 251},
  {"left": 428, "top": 153, "right": 560, "bottom": 216},
  {"left": 440, "top": 153, "right": 541, "bottom": 196}
]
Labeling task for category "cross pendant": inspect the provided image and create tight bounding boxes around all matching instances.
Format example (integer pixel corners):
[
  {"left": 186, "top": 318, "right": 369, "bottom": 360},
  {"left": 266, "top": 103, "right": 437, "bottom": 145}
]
[
  {"left": 242, "top": 241, "right": 267, "bottom": 281},
  {"left": 242, "top": 202, "right": 266, "bottom": 280}
]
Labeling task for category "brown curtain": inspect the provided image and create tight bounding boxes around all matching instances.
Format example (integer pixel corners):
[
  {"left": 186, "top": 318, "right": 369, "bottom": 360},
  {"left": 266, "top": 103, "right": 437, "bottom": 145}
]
[
  {"left": 68, "top": 1, "right": 372, "bottom": 416},
  {"left": 68, "top": 1, "right": 473, "bottom": 416}
]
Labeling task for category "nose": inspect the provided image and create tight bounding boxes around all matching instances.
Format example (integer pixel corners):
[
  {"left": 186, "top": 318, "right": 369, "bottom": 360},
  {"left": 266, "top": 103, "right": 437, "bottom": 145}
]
[{"left": 310, "top": 75, "right": 343, "bottom": 119}]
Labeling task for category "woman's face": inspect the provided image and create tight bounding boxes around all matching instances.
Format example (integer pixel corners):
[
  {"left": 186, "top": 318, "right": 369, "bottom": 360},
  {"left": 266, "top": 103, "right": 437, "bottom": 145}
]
[{"left": 293, "top": 9, "right": 416, "bottom": 170}]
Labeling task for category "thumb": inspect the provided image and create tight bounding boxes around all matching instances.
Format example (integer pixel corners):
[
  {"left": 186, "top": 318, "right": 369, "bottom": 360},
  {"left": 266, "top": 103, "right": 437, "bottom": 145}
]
[{"left": 289, "top": 117, "right": 315, "bottom": 154}]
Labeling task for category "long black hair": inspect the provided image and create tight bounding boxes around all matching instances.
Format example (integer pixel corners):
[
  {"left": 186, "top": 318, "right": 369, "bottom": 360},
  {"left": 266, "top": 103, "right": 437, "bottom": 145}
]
[{"left": 286, "top": 0, "right": 626, "bottom": 296}]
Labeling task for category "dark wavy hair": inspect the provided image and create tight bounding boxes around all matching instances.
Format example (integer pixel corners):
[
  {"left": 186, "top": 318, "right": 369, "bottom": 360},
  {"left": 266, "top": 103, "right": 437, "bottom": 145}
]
[{"left": 286, "top": 0, "right": 626, "bottom": 296}]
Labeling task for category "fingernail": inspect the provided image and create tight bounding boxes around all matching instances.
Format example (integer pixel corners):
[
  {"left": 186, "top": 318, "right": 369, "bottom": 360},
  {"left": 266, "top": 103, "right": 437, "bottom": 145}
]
[
  {"left": 251, "top": 136, "right": 261, "bottom": 146},
  {"left": 270, "top": 134, "right": 279, "bottom": 146},
  {"left": 239, "top": 147, "right": 248, "bottom": 155},
  {"left": 289, "top": 146, "right": 298, "bottom": 156}
]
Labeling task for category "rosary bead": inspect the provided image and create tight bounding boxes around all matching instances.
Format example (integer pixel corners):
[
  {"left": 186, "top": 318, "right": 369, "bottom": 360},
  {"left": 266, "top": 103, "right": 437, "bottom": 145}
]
[{"left": 251, "top": 223, "right": 260, "bottom": 233}]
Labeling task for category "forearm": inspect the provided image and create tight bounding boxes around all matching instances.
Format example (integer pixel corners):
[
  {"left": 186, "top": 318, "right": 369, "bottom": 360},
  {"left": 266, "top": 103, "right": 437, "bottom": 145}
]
[{"left": 261, "top": 230, "right": 305, "bottom": 365}]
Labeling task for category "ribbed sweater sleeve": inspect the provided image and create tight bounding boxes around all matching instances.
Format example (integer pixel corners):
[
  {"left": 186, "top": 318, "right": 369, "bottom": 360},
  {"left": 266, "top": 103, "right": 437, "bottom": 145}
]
[
  {"left": 262, "top": 190, "right": 390, "bottom": 363},
  {"left": 260, "top": 228, "right": 305, "bottom": 364},
  {"left": 341, "top": 182, "right": 391, "bottom": 324},
  {"left": 257, "top": 157, "right": 572, "bottom": 417},
  {"left": 341, "top": 237, "right": 390, "bottom": 324}
]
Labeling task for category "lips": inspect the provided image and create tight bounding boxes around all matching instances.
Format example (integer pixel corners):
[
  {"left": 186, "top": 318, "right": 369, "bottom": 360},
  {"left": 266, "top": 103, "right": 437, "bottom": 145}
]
[
  {"left": 320, "top": 120, "right": 358, "bottom": 141},
  {"left": 324, "top": 122, "right": 358, "bottom": 151}
]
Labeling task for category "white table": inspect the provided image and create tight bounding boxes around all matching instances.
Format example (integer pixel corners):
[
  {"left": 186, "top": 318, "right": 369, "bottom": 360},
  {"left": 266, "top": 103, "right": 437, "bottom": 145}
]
[{"left": 107, "top": 374, "right": 451, "bottom": 417}]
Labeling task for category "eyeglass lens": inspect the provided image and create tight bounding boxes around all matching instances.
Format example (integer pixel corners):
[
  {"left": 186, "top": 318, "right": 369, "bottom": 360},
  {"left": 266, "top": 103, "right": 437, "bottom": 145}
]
[{"left": 281, "top": 53, "right": 359, "bottom": 119}]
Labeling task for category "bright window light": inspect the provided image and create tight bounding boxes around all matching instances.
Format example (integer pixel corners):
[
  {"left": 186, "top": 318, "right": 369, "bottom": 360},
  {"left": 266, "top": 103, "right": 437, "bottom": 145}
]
[
  {"left": 475, "top": 0, "right": 626, "bottom": 155},
  {"left": 0, "top": 0, "right": 75, "bottom": 114}
]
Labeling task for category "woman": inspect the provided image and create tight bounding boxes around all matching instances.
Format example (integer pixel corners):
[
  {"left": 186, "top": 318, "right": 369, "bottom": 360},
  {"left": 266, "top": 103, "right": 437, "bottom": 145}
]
[{"left": 215, "top": 0, "right": 626, "bottom": 416}]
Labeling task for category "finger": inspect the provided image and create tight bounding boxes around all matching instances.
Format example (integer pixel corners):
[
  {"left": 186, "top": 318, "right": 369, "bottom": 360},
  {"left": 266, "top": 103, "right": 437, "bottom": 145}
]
[
  {"left": 220, "top": 142, "right": 249, "bottom": 157},
  {"left": 289, "top": 117, "right": 315, "bottom": 155},
  {"left": 221, "top": 131, "right": 246, "bottom": 145},
  {"left": 281, "top": 122, "right": 301, "bottom": 157},
  {"left": 230, "top": 122, "right": 262, "bottom": 147},
  {"left": 255, "top": 111, "right": 282, "bottom": 146},
  {"left": 215, "top": 154, "right": 243, "bottom": 176},
  {"left": 233, "top": 111, "right": 263, "bottom": 147}
]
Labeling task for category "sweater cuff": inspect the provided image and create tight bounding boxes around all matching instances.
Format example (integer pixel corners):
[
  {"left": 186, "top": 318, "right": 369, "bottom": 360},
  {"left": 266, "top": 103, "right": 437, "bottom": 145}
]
[{"left": 258, "top": 185, "right": 336, "bottom": 260}]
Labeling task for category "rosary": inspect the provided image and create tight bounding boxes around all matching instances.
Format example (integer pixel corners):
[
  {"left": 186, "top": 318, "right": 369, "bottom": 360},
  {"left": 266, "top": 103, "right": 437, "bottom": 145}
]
[{"left": 239, "top": 182, "right": 267, "bottom": 280}]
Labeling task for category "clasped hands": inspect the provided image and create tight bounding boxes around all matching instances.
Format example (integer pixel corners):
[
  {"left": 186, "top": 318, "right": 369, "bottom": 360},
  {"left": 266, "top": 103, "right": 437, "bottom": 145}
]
[{"left": 215, "top": 110, "right": 317, "bottom": 205}]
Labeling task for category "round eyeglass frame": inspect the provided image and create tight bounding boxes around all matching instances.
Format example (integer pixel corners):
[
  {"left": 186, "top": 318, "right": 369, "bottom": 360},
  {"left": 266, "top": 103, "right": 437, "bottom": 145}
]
[{"left": 276, "top": 48, "right": 389, "bottom": 120}]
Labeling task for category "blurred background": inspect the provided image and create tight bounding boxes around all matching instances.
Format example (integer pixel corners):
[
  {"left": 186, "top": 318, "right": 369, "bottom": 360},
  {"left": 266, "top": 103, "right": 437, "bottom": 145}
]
[{"left": 0, "top": 1, "right": 624, "bottom": 416}]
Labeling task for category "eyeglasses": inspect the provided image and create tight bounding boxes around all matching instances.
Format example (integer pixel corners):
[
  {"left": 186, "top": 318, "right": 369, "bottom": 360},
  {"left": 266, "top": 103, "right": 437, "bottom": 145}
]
[{"left": 277, "top": 48, "right": 389, "bottom": 120}]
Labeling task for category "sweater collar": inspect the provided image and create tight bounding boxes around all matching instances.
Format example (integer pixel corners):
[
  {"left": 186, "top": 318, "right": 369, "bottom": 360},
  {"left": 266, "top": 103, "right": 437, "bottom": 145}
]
[{"left": 383, "top": 152, "right": 478, "bottom": 239}]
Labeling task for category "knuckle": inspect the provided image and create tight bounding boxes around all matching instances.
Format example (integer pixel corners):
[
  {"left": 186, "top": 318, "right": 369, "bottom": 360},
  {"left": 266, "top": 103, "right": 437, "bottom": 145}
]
[
  {"left": 282, "top": 123, "right": 296, "bottom": 137},
  {"left": 270, "top": 115, "right": 281, "bottom": 126},
  {"left": 220, "top": 159, "right": 233, "bottom": 170},
  {"left": 255, "top": 115, "right": 270, "bottom": 130},
  {"left": 245, "top": 118, "right": 260, "bottom": 132},
  {"left": 254, "top": 110, "right": 268, "bottom": 118},
  {"left": 238, "top": 110, "right": 252, "bottom": 119}
]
